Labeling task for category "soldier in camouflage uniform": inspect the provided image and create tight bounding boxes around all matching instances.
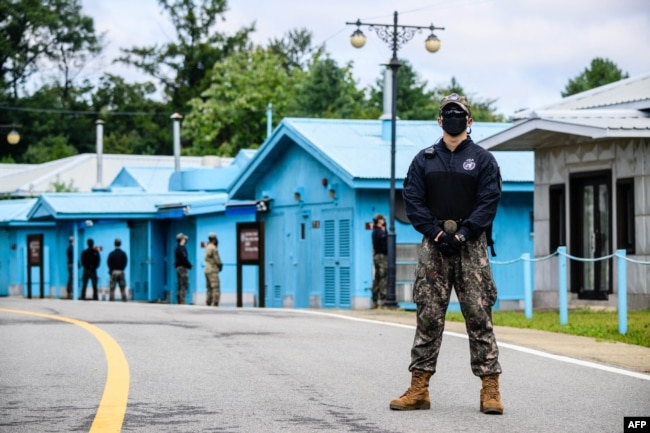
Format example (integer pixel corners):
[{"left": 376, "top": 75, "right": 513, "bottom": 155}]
[
  {"left": 371, "top": 213, "right": 388, "bottom": 309},
  {"left": 390, "top": 94, "right": 504, "bottom": 415},
  {"left": 204, "top": 232, "right": 223, "bottom": 307},
  {"left": 174, "top": 233, "right": 192, "bottom": 304}
]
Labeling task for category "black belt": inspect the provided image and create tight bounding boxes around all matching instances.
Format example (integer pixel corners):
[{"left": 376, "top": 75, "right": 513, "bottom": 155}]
[{"left": 441, "top": 219, "right": 462, "bottom": 234}]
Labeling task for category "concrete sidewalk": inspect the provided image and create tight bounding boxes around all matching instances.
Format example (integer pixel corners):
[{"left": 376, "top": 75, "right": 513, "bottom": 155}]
[{"left": 328, "top": 309, "right": 650, "bottom": 375}]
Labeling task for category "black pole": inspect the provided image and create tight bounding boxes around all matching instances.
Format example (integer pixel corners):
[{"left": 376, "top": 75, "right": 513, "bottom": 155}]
[
  {"left": 345, "top": 11, "right": 444, "bottom": 309},
  {"left": 384, "top": 12, "right": 401, "bottom": 309}
]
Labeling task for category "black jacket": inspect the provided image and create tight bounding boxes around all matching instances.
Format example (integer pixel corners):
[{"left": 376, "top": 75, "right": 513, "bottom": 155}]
[
  {"left": 402, "top": 137, "right": 501, "bottom": 241},
  {"left": 108, "top": 248, "right": 128, "bottom": 272},
  {"left": 372, "top": 227, "right": 388, "bottom": 255},
  {"left": 174, "top": 245, "right": 192, "bottom": 269},
  {"left": 81, "top": 247, "right": 100, "bottom": 271}
]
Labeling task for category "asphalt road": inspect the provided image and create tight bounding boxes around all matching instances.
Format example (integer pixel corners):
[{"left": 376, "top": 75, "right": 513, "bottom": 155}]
[{"left": 0, "top": 298, "right": 648, "bottom": 433}]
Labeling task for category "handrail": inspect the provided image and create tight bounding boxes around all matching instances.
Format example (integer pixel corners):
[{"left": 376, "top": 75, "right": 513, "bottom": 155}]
[{"left": 487, "top": 247, "right": 649, "bottom": 335}]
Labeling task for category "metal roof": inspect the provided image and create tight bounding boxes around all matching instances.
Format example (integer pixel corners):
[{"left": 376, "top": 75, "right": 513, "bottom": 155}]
[
  {"left": 0, "top": 153, "right": 231, "bottom": 197},
  {"left": 109, "top": 166, "right": 176, "bottom": 192},
  {"left": 512, "top": 72, "right": 650, "bottom": 118},
  {"left": 481, "top": 73, "right": 650, "bottom": 151},
  {"left": 230, "top": 118, "right": 528, "bottom": 199},
  {"left": 0, "top": 198, "right": 38, "bottom": 224},
  {"left": 26, "top": 192, "right": 228, "bottom": 220},
  {"left": 285, "top": 118, "right": 512, "bottom": 180}
]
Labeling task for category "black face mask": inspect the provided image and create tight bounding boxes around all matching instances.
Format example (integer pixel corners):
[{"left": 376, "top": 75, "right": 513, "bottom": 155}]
[{"left": 442, "top": 117, "right": 467, "bottom": 136}]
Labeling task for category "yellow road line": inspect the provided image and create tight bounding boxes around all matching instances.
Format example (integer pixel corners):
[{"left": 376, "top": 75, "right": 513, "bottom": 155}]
[{"left": 0, "top": 308, "right": 130, "bottom": 433}]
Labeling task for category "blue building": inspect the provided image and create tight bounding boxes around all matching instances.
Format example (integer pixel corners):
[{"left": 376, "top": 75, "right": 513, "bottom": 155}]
[
  {"left": 229, "top": 118, "right": 533, "bottom": 309},
  {"left": 0, "top": 118, "right": 534, "bottom": 309}
]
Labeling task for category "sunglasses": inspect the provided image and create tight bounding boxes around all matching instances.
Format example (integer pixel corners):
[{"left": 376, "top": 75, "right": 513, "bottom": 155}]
[{"left": 441, "top": 109, "right": 467, "bottom": 119}]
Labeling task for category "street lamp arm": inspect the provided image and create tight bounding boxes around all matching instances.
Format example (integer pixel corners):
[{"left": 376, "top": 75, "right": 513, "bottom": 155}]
[
  {"left": 346, "top": 12, "right": 445, "bottom": 58},
  {"left": 345, "top": 19, "right": 444, "bottom": 33}
]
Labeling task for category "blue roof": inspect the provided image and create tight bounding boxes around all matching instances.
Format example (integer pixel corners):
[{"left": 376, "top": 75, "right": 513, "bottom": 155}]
[
  {"left": 230, "top": 118, "right": 525, "bottom": 198},
  {"left": 26, "top": 192, "right": 228, "bottom": 220},
  {"left": 0, "top": 198, "right": 38, "bottom": 224},
  {"left": 109, "top": 166, "right": 176, "bottom": 192},
  {"left": 492, "top": 151, "right": 534, "bottom": 183}
]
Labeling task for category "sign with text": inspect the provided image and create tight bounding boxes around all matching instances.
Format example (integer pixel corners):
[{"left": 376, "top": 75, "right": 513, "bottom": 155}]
[
  {"left": 26, "top": 234, "right": 44, "bottom": 299},
  {"left": 239, "top": 227, "right": 260, "bottom": 262},
  {"left": 236, "top": 222, "right": 265, "bottom": 308}
]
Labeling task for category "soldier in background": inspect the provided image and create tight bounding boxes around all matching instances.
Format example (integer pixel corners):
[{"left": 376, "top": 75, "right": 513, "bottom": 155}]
[
  {"left": 204, "top": 232, "right": 223, "bottom": 307},
  {"left": 371, "top": 213, "right": 388, "bottom": 309},
  {"left": 174, "top": 233, "right": 192, "bottom": 304},
  {"left": 66, "top": 236, "right": 74, "bottom": 300},
  {"left": 107, "top": 238, "right": 128, "bottom": 302},
  {"left": 80, "top": 238, "right": 100, "bottom": 301}
]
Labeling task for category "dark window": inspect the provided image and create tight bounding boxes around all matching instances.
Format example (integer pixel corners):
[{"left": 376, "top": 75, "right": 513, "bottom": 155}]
[
  {"left": 616, "top": 178, "right": 635, "bottom": 254},
  {"left": 549, "top": 184, "right": 566, "bottom": 251}
]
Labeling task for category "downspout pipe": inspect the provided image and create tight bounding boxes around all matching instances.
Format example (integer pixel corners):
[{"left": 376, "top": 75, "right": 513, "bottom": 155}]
[
  {"left": 171, "top": 113, "right": 183, "bottom": 172},
  {"left": 93, "top": 120, "right": 105, "bottom": 191}
]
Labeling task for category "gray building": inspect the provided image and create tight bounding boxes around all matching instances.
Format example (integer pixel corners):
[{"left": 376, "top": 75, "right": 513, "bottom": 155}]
[{"left": 481, "top": 72, "right": 650, "bottom": 310}]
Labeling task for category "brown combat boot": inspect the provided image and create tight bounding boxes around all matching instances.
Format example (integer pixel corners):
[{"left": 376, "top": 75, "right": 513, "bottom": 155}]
[
  {"left": 389, "top": 370, "right": 433, "bottom": 410},
  {"left": 480, "top": 374, "right": 504, "bottom": 414}
]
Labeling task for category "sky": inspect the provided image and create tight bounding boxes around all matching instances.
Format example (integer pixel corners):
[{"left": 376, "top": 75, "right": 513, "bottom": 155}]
[{"left": 81, "top": 0, "right": 650, "bottom": 117}]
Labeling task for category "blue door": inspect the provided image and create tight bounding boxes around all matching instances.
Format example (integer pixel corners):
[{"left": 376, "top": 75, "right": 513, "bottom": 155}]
[
  {"left": 264, "top": 213, "right": 285, "bottom": 308},
  {"left": 322, "top": 208, "right": 352, "bottom": 308},
  {"left": 294, "top": 210, "right": 312, "bottom": 308}
]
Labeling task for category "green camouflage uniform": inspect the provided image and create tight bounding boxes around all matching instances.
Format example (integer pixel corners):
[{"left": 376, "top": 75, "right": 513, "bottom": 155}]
[
  {"left": 109, "top": 271, "right": 127, "bottom": 301},
  {"left": 176, "top": 267, "right": 189, "bottom": 304},
  {"left": 204, "top": 242, "right": 222, "bottom": 306},
  {"left": 371, "top": 253, "right": 387, "bottom": 304},
  {"left": 409, "top": 233, "right": 501, "bottom": 377}
]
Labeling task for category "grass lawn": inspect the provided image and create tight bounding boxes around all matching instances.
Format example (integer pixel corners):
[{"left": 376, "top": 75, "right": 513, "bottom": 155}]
[{"left": 445, "top": 308, "right": 650, "bottom": 348}]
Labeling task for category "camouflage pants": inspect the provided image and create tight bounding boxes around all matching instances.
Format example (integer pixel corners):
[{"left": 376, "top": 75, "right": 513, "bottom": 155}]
[
  {"left": 109, "top": 270, "right": 127, "bottom": 302},
  {"left": 205, "top": 271, "right": 220, "bottom": 306},
  {"left": 176, "top": 266, "right": 189, "bottom": 304},
  {"left": 371, "top": 253, "right": 387, "bottom": 303},
  {"left": 409, "top": 233, "right": 501, "bottom": 377}
]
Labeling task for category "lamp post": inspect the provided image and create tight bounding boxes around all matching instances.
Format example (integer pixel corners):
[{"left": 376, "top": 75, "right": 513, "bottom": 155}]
[{"left": 347, "top": 11, "right": 444, "bottom": 308}]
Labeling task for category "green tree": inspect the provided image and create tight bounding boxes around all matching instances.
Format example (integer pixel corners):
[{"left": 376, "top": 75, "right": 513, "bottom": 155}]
[
  {"left": 290, "top": 53, "right": 369, "bottom": 119},
  {"left": 20, "top": 134, "right": 77, "bottom": 164},
  {"left": 48, "top": 175, "right": 78, "bottom": 192},
  {"left": 0, "top": 0, "right": 103, "bottom": 163},
  {"left": 0, "top": 0, "right": 102, "bottom": 99},
  {"left": 267, "top": 27, "right": 323, "bottom": 72},
  {"left": 368, "top": 60, "right": 438, "bottom": 120},
  {"left": 184, "top": 47, "right": 297, "bottom": 156},
  {"left": 562, "top": 57, "right": 629, "bottom": 97},
  {"left": 91, "top": 74, "right": 171, "bottom": 156},
  {"left": 3, "top": 82, "right": 95, "bottom": 163},
  {"left": 116, "top": 0, "right": 254, "bottom": 113}
]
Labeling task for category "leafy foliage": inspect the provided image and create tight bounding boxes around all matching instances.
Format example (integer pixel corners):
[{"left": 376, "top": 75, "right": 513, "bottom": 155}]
[
  {"left": 290, "top": 53, "right": 370, "bottom": 120},
  {"left": 368, "top": 60, "right": 438, "bottom": 120},
  {"left": 184, "top": 47, "right": 296, "bottom": 156},
  {"left": 562, "top": 57, "right": 629, "bottom": 97},
  {"left": 115, "top": 0, "right": 254, "bottom": 113}
]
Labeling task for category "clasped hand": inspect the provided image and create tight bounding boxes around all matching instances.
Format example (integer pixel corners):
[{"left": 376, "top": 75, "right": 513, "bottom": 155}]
[{"left": 435, "top": 232, "right": 463, "bottom": 256}]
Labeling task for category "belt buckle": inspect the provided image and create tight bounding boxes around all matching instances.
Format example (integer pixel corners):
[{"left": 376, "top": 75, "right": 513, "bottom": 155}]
[{"left": 442, "top": 220, "right": 458, "bottom": 234}]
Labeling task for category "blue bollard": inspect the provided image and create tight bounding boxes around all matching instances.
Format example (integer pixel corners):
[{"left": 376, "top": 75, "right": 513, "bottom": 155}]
[
  {"left": 617, "top": 250, "right": 627, "bottom": 335},
  {"left": 558, "top": 247, "right": 568, "bottom": 325},
  {"left": 523, "top": 253, "right": 532, "bottom": 319}
]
